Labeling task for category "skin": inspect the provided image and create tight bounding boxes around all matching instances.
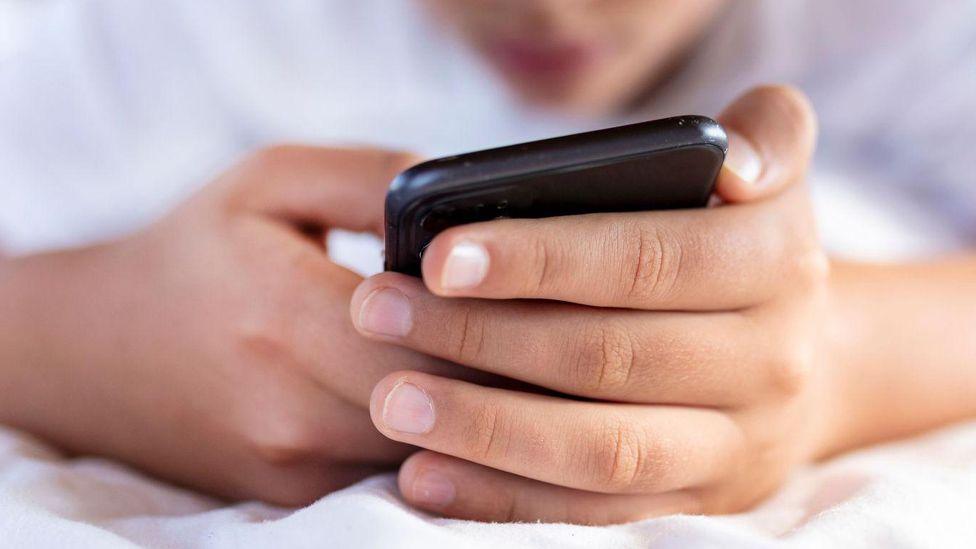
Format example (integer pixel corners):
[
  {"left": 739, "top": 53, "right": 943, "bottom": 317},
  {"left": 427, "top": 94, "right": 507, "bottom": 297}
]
[
  {"left": 423, "top": 0, "right": 728, "bottom": 113},
  {"left": 0, "top": 147, "right": 506, "bottom": 505},
  {"left": 351, "top": 87, "right": 976, "bottom": 523},
  {"left": 1, "top": 0, "right": 974, "bottom": 527}
]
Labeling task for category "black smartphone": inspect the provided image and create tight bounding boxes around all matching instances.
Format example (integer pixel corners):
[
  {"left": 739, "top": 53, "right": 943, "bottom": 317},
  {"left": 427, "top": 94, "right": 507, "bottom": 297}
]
[{"left": 384, "top": 115, "right": 727, "bottom": 275}]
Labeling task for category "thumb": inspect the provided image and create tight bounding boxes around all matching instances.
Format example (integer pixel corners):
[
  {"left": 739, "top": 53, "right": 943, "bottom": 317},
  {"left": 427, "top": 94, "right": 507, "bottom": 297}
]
[
  {"left": 230, "top": 145, "right": 422, "bottom": 234},
  {"left": 715, "top": 85, "right": 819, "bottom": 203}
]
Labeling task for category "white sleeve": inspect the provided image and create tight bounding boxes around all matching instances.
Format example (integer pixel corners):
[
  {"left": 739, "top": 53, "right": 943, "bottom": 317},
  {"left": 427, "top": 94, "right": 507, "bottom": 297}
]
[
  {"left": 802, "top": 0, "right": 976, "bottom": 241},
  {"left": 0, "top": 0, "right": 249, "bottom": 254}
]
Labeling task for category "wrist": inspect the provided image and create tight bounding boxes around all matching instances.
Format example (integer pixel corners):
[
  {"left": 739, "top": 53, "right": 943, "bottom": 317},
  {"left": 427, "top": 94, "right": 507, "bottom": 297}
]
[
  {"left": 0, "top": 243, "right": 129, "bottom": 438},
  {"left": 812, "top": 261, "right": 860, "bottom": 459},
  {"left": 814, "top": 261, "right": 891, "bottom": 459},
  {"left": 811, "top": 256, "right": 976, "bottom": 459}
]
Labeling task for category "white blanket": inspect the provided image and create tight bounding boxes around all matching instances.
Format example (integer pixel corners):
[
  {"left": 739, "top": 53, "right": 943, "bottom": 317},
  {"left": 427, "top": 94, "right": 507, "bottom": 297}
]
[{"left": 2, "top": 420, "right": 976, "bottom": 549}]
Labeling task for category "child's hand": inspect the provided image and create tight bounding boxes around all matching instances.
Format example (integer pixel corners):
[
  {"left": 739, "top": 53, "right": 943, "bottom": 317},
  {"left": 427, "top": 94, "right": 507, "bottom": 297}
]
[
  {"left": 351, "top": 86, "right": 833, "bottom": 523},
  {"left": 0, "top": 146, "right": 483, "bottom": 505}
]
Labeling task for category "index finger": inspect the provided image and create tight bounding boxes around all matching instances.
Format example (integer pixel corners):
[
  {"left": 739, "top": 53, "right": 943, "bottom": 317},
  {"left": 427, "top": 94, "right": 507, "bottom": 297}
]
[{"left": 229, "top": 145, "right": 422, "bottom": 234}]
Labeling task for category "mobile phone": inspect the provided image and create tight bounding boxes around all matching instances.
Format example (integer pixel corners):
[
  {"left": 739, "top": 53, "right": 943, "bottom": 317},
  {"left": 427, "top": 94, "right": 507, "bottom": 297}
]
[{"left": 384, "top": 115, "right": 727, "bottom": 275}]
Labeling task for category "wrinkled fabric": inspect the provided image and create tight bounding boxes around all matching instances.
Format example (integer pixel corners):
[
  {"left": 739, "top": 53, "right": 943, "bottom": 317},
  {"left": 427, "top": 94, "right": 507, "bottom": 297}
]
[{"left": 2, "top": 420, "right": 975, "bottom": 549}]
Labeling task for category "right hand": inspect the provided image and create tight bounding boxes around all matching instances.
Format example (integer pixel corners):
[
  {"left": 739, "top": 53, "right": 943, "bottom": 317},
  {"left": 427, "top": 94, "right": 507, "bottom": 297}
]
[{"left": 0, "top": 146, "right": 472, "bottom": 505}]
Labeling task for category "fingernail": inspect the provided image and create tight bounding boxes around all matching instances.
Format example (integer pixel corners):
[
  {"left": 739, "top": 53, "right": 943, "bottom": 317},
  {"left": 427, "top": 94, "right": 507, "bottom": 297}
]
[
  {"left": 383, "top": 381, "right": 435, "bottom": 434},
  {"left": 725, "top": 130, "right": 763, "bottom": 184},
  {"left": 441, "top": 241, "right": 489, "bottom": 291},
  {"left": 410, "top": 470, "right": 456, "bottom": 508},
  {"left": 358, "top": 288, "right": 412, "bottom": 337}
]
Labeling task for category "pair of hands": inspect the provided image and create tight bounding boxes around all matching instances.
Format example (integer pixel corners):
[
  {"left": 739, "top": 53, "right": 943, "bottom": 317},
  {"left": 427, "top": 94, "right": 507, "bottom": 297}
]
[{"left": 3, "top": 86, "right": 833, "bottom": 523}]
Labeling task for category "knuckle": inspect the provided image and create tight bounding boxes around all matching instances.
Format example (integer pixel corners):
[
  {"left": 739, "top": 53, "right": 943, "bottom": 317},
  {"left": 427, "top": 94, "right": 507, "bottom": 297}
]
[
  {"left": 574, "top": 321, "right": 638, "bottom": 396},
  {"left": 244, "top": 413, "right": 318, "bottom": 466},
  {"left": 619, "top": 222, "right": 685, "bottom": 304},
  {"left": 590, "top": 420, "right": 649, "bottom": 491},
  {"left": 453, "top": 304, "right": 489, "bottom": 364},
  {"left": 491, "top": 489, "right": 521, "bottom": 523},
  {"left": 232, "top": 324, "right": 325, "bottom": 467},
  {"left": 792, "top": 249, "right": 831, "bottom": 293},
  {"left": 465, "top": 402, "right": 513, "bottom": 461},
  {"left": 767, "top": 345, "right": 814, "bottom": 396},
  {"left": 501, "top": 495, "right": 520, "bottom": 523},
  {"left": 236, "top": 321, "right": 292, "bottom": 364},
  {"left": 527, "top": 234, "right": 557, "bottom": 295}
]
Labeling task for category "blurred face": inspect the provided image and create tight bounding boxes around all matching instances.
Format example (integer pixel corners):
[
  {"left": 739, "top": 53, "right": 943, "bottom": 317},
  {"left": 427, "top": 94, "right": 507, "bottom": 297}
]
[{"left": 424, "top": 0, "right": 727, "bottom": 115}]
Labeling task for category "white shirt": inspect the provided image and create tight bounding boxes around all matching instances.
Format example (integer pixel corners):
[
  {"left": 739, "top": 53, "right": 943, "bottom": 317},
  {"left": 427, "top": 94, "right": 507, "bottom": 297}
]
[
  {"left": 2, "top": 3, "right": 976, "bottom": 547},
  {"left": 0, "top": 0, "right": 973, "bottom": 258}
]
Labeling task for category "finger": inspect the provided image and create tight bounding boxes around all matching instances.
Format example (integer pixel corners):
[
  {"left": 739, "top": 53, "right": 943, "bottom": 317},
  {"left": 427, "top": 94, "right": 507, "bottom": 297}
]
[
  {"left": 398, "top": 451, "right": 703, "bottom": 524},
  {"left": 420, "top": 183, "right": 817, "bottom": 309},
  {"left": 715, "top": 85, "right": 818, "bottom": 203},
  {"left": 228, "top": 145, "right": 421, "bottom": 233},
  {"left": 230, "top": 459, "right": 388, "bottom": 507},
  {"left": 370, "top": 371, "right": 743, "bottom": 494},
  {"left": 352, "top": 272, "right": 776, "bottom": 406},
  {"left": 289, "top": 388, "right": 417, "bottom": 465},
  {"left": 292, "top": 262, "right": 447, "bottom": 406},
  {"left": 245, "top": 227, "right": 522, "bottom": 409}
]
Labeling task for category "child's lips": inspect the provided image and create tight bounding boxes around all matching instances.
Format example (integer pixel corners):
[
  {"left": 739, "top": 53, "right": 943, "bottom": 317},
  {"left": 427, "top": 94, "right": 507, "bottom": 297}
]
[{"left": 483, "top": 38, "right": 604, "bottom": 79}]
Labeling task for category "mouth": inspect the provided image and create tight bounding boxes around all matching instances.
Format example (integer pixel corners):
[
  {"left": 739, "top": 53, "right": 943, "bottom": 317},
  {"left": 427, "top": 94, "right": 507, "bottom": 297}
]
[{"left": 481, "top": 37, "right": 607, "bottom": 81}]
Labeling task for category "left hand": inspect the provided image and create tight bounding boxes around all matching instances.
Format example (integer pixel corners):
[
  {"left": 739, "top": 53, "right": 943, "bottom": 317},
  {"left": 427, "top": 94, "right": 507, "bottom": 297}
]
[{"left": 350, "top": 86, "right": 833, "bottom": 524}]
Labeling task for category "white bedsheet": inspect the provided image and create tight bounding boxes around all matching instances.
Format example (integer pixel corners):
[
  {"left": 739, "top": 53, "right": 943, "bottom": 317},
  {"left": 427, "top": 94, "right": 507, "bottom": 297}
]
[{"left": 2, "top": 419, "right": 976, "bottom": 549}]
